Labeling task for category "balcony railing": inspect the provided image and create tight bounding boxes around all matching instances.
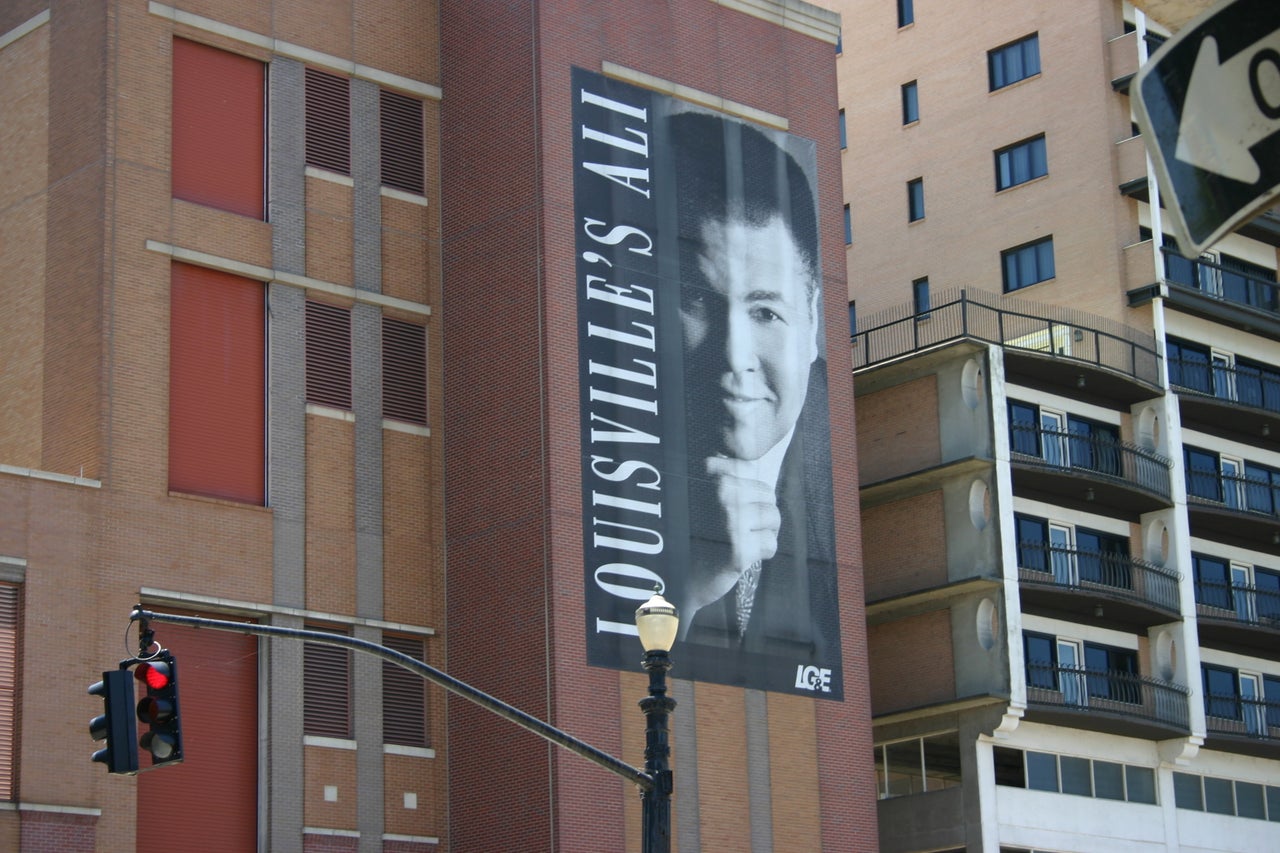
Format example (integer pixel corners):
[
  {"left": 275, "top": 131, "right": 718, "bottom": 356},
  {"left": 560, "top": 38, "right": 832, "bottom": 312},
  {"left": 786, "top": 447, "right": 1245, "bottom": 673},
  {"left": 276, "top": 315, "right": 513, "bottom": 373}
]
[
  {"left": 1194, "top": 579, "right": 1280, "bottom": 627},
  {"left": 1168, "top": 355, "right": 1280, "bottom": 415},
  {"left": 1018, "top": 543, "right": 1181, "bottom": 615},
  {"left": 1010, "top": 423, "right": 1173, "bottom": 501},
  {"left": 1186, "top": 469, "right": 1280, "bottom": 517},
  {"left": 1205, "top": 695, "right": 1280, "bottom": 742},
  {"left": 1163, "top": 247, "right": 1280, "bottom": 317},
  {"left": 852, "top": 287, "right": 1162, "bottom": 386},
  {"left": 1026, "top": 663, "right": 1189, "bottom": 730}
]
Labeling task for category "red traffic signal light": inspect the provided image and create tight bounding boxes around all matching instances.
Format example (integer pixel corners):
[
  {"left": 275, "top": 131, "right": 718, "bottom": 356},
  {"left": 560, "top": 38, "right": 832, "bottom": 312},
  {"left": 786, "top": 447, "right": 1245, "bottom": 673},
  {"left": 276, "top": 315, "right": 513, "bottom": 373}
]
[
  {"left": 135, "top": 654, "right": 184, "bottom": 767},
  {"left": 89, "top": 669, "right": 139, "bottom": 775}
]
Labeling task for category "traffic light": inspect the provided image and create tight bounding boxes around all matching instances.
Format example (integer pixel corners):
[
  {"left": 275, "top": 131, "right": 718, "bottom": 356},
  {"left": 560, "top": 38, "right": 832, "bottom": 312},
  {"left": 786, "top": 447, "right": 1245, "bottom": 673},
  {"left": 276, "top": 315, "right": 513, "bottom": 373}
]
[
  {"left": 89, "top": 668, "right": 139, "bottom": 775},
  {"left": 135, "top": 653, "right": 184, "bottom": 768}
]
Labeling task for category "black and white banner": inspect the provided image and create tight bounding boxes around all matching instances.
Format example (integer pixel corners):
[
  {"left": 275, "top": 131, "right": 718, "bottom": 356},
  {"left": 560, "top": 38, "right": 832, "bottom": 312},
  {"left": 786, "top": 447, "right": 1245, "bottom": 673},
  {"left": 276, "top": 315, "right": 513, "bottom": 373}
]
[{"left": 573, "top": 68, "right": 842, "bottom": 699}]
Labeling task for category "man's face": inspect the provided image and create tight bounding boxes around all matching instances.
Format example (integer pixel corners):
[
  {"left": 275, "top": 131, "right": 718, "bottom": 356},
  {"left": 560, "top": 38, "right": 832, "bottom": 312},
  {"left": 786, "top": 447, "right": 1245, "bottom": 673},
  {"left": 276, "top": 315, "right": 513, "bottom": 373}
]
[{"left": 681, "top": 216, "right": 820, "bottom": 461}]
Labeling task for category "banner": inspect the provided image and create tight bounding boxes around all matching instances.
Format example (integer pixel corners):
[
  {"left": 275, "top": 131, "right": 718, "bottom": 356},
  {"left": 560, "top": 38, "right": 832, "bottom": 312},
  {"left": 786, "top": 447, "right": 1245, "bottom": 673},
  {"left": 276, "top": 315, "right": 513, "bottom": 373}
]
[{"left": 573, "top": 68, "right": 843, "bottom": 699}]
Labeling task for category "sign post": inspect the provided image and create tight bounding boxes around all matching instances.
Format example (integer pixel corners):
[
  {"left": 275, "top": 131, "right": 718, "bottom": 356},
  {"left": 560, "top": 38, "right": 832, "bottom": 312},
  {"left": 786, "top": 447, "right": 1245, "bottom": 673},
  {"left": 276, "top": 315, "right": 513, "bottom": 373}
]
[{"left": 1133, "top": 0, "right": 1280, "bottom": 254}]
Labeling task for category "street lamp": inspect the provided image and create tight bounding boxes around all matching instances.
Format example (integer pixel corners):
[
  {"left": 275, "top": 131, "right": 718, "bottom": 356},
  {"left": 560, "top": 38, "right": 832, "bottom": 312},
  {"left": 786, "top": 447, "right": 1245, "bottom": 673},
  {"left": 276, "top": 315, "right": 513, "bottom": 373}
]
[{"left": 635, "top": 590, "right": 678, "bottom": 853}]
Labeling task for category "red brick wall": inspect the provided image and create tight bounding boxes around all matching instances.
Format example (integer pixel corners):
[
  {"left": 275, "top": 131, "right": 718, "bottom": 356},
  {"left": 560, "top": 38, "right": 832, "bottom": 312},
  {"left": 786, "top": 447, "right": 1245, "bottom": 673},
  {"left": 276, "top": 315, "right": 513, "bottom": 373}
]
[
  {"left": 867, "top": 612, "right": 956, "bottom": 715},
  {"left": 863, "top": 492, "right": 948, "bottom": 601},
  {"left": 855, "top": 375, "right": 941, "bottom": 485},
  {"left": 19, "top": 810, "right": 95, "bottom": 853}
]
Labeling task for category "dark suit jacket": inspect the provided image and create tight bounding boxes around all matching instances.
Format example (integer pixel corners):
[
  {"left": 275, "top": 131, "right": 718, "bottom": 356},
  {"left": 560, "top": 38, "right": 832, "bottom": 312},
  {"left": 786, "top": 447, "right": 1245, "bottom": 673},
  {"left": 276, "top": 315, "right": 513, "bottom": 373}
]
[{"left": 684, "top": 361, "right": 840, "bottom": 664}]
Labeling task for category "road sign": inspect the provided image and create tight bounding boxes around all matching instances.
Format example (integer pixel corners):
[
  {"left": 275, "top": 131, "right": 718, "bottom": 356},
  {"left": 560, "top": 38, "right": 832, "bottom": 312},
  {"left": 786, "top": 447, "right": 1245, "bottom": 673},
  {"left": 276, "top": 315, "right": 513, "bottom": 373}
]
[{"left": 1133, "top": 0, "right": 1280, "bottom": 255}]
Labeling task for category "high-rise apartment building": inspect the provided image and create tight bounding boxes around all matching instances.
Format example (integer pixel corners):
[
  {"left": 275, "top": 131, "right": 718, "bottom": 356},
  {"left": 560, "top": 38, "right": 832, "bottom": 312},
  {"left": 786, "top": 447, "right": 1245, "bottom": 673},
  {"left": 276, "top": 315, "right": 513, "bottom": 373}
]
[
  {"left": 836, "top": 0, "right": 1280, "bottom": 850},
  {"left": 0, "top": 1, "right": 877, "bottom": 851}
]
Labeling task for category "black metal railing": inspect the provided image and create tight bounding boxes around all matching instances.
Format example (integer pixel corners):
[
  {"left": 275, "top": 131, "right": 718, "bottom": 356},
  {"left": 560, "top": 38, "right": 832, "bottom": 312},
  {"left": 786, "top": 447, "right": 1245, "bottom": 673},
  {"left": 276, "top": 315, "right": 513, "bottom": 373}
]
[
  {"left": 1194, "top": 579, "right": 1280, "bottom": 627},
  {"left": 1204, "top": 695, "right": 1280, "bottom": 741},
  {"left": 1017, "top": 543, "right": 1181, "bottom": 614},
  {"left": 1185, "top": 469, "right": 1280, "bottom": 517},
  {"left": 1026, "top": 663, "right": 1189, "bottom": 729},
  {"left": 1167, "top": 355, "right": 1280, "bottom": 414},
  {"left": 1010, "top": 422, "right": 1172, "bottom": 500},
  {"left": 852, "top": 287, "right": 1162, "bottom": 385},
  {"left": 1162, "top": 247, "right": 1280, "bottom": 316}
]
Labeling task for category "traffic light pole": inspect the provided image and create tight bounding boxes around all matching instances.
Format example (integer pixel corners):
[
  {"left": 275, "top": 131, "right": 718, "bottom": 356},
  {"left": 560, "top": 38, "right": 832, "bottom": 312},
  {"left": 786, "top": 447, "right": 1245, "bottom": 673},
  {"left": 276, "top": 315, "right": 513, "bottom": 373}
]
[{"left": 129, "top": 607, "right": 654, "bottom": 792}]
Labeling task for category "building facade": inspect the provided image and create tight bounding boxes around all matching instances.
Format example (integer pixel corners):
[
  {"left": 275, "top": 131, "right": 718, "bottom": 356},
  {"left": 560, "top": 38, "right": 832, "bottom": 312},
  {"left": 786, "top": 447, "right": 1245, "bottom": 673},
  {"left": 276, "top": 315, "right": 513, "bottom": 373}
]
[
  {"left": 0, "top": 1, "right": 876, "bottom": 851},
  {"left": 838, "top": 0, "right": 1280, "bottom": 850}
]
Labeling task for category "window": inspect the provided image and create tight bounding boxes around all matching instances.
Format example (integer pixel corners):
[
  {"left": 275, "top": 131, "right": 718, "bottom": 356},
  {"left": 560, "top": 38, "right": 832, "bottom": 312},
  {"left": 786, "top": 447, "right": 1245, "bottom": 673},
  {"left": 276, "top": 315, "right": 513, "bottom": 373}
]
[
  {"left": 305, "top": 67, "right": 351, "bottom": 175},
  {"left": 1166, "top": 337, "right": 1213, "bottom": 394},
  {"left": 383, "top": 634, "right": 429, "bottom": 747},
  {"left": 912, "top": 277, "right": 930, "bottom": 316},
  {"left": 848, "top": 301, "right": 857, "bottom": 338},
  {"left": 989, "top": 33, "right": 1041, "bottom": 90},
  {"left": 873, "top": 732, "right": 961, "bottom": 798},
  {"left": 995, "top": 134, "right": 1047, "bottom": 190},
  {"left": 1083, "top": 643, "right": 1139, "bottom": 703},
  {"left": 996, "top": 748, "right": 1157, "bottom": 804},
  {"left": 907, "top": 178, "right": 925, "bottom": 221},
  {"left": 0, "top": 584, "right": 18, "bottom": 801},
  {"left": 902, "top": 81, "right": 919, "bottom": 124},
  {"left": 838, "top": 109, "right": 847, "bottom": 149},
  {"left": 383, "top": 317, "right": 428, "bottom": 425},
  {"left": 168, "top": 263, "right": 265, "bottom": 504},
  {"left": 171, "top": 39, "right": 265, "bottom": 219},
  {"left": 1006, "top": 401, "right": 1117, "bottom": 474},
  {"left": 305, "top": 300, "right": 353, "bottom": 410},
  {"left": 380, "top": 89, "right": 426, "bottom": 194},
  {"left": 843, "top": 204, "right": 852, "bottom": 245},
  {"left": 1202, "top": 664, "right": 1241, "bottom": 721},
  {"left": 1024, "top": 631, "right": 1139, "bottom": 704},
  {"left": 1001, "top": 236, "right": 1055, "bottom": 292},
  {"left": 1185, "top": 446, "right": 1224, "bottom": 502},
  {"left": 304, "top": 629, "right": 352, "bottom": 738},
  {"left": 898, "top": 0, "right": 914, "bottom": 27},
  {"left": 1174, "top": 772, "right": 1280, "bottom": 820}
]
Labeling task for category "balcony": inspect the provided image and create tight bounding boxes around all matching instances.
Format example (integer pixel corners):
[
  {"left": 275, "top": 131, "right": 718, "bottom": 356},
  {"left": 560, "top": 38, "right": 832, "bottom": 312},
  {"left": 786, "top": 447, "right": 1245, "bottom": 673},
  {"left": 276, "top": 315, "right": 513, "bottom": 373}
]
[
  {"left": 1168, "top": 355, "right": 1280, "bottom": 444},
  {"left": 1160, "top": 248, "right": 1280, "bottom": 339},
  {"left": 1010, "top": 422, "right": 1173, "bottom": 517},
  {"left": 1018, "top": 543, "right": 1181, "bottom": 627},
  {"left": 1204, "top": 696, "right": 1280, "bottom": 759},
  {"left": 1025, "top": 663, "right": 1189, "bottom": 738},
  {"left": 1185, "top": 470, "right": 1280, "bottom": 556},
  {"left": 1194, "top": 578, "right": 1280, "bottom": 656},
  {"left": 853, "top": 288, "right": 1163, "bottom": 404}
]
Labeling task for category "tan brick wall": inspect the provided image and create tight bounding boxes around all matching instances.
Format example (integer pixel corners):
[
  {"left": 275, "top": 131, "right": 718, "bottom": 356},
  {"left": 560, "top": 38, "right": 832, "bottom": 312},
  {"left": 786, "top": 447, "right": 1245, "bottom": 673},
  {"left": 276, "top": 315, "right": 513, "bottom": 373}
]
[
  {"left": 867, "top": 611, "right": 956, "bottom": 715},
  {"left": 856, "top": 375, "right": 941, "bottom": 484},
  {"left": 693, "top": 682, "right": 752, "bottom": 852},
  {"left": 863, "top": 491, "right": 947, "bottom": 600},
  {"left": 384, "top": 753, "right": 441, "bottom": 837},
  {"left": 304, "top": 744, "right": 359, "bottom": 828},
  {"left": 383, "top": 430, "right": 438, "bottom": 627},
  {"left": 306, "top": 176, "right": 355, "bottom": 286},
  {"left": 306, "top": 414, "right": 357, "bottom": 614}
]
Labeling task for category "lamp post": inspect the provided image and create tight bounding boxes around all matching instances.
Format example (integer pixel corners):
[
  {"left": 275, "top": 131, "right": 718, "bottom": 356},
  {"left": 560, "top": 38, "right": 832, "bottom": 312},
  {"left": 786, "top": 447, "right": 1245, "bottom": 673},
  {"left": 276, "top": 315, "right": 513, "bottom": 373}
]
[{"left": 635, "top": 591, "right": 678, "bottom": 853}]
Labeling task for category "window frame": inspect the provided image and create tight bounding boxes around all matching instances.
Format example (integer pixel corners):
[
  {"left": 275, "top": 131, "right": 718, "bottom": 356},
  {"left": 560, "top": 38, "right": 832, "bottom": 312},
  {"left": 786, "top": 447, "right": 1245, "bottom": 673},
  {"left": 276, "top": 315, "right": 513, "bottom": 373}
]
[
  {"left": 901, "top": 80, "right": 919, "bottom": 124},
  {"left": 907, "top": 177, "right": 925, "bottom": 222},
  {"left": 989, "top": 33, "right": 1042, "bottom": 91},
  {"left": 995, "top": 134, "right": 1048, "bottom": 191},
  {"left": 1001, "top": 235, "right": 1055, "bottom": 292}
]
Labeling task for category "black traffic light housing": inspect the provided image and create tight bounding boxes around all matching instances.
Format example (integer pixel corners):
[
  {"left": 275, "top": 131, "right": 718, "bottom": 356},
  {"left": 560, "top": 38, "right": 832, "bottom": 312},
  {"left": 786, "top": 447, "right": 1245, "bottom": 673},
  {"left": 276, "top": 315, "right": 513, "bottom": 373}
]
[
  {"left": 135, "top": 652, "right": 184, "bottom": 767},
  {"left": 89, "top": 667, "right": 139, "bottom": 775}
]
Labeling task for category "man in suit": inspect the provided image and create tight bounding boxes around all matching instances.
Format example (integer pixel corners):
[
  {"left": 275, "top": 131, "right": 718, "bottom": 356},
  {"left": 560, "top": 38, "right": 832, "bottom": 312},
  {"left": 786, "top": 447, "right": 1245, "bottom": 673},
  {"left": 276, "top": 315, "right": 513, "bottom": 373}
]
[{"left": 668, "top": 110, "right": 839, "bottom": 664}]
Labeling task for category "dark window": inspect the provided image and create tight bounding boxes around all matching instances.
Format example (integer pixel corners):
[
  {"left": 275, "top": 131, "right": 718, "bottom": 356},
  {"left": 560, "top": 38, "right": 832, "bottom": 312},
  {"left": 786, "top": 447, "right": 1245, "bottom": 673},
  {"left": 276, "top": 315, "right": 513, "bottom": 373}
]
[
  {"left": 1126, "top": 766, "right": 1157, "bottom": 804},
  {"left": 1060, "top": 756, "right": 1092, "bottom": 796},
  {"left": 380, "top": 89, "right": 426, "bottom": 194},
  {"left": 1026, "top": 751, "right": 1058, "bottom": 792},
  {"left": 1015, "top": 514, "right": 1048, "bottom": 573},
  {"left": 0, "top": 584, "right": 19, "bottom": 801},
  {"left": 1166, "top": 338, "right": 1212, "bottom": 394},
  {"left": 1083, "top": 643, "right": 1138, "bottom": 703},
  {"left": 902, "top": 81, "right": 919, "bottom": 124},
  {"left": 1174, "top": 773, "right": 1203, "bottom": 810},
  {"left": 1075, "top": 527, "right": 1129, "bottom": 587},
  {"left": 843, "top": 204, "right": 852, "bottom": 245},
  {"left": 1244, "top": 461, "right": 1280, "bottom": 514},
  {"left": 1066, "top": 416, "right": 1120, "bottom": 476},
  {"left": 989, "top": 33, "right": 1041, "bottom": 90},
  {"left": 1236, "top": 782, "right": 1266, "bottom": 819},
  {"left": 1234, "top": 354, "right": 1280, "bottom": 411},
  {"left": 898, "top": 0, "right": 914, "bottom": 27},
  {"left": 921, "top": 733, "right": 962, "bottom": 790},
  {"left": 885, "top": 740, "right": 922, "bottom": 796},
  {"left": 382, "top": 634, "right": 429, "bottom": 747},
  {"left": 912, "top": 278, "right": 930, "bottom": 318},
  {"left": 908, "top": 178, "right": 925, "bottom": 221},
  {"left": 1258, "top": 572, "right": 1280, "bottom": 623},
  {"left": 993, "top": 746, "right": 1026, "bottom": 787},
  {"left": 1193, "top": 553, "right": 1233, "bottom": 610},
  {"left": 848, "top": 301, "right": 857, "bottom": 338},
  {"left": 1203, "top": 664, "right": 1240, "bottom": 720},
  {"left": 1024, "top": 632, "right": 1057, "bottom": 691},
  {"left": 382, "top": 317, "right": 427, "bottom": 425},
  {"left": 304, "top": 630, "right": 352, "bottom": 738},
  {"left": 839, "top": 109, "right": 847, "bottom": 149},
  {"left": 996, "top": 135, "right": 1048, "bottom": 190},
  {"left": 1185, "top": 446, "right": 1223, "bottom": 502},
  {"left": 1267, "top": 786, "right": 1280, "bottom": 821},
  {"left": 1008, "top": 401, "right": 1041, "bottom": 457},
  {"left": 1205, "top": 777, "right": 1235, "bottom": 815},
  {"left": 1002, "top": 236, "right": 1055, "bottom": 292},
  {"left": 305, "top": 300, "right": 353, "bottom": 409},
  {"left": 305, "top": 67, "right": 351, "bottom": 175}
]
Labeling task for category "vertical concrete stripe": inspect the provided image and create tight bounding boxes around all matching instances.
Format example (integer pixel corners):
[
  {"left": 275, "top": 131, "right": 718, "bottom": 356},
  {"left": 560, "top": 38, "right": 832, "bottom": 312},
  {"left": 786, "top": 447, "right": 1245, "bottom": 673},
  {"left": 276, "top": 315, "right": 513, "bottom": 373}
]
[
  {"left": 672, "top": 678, "right": 700, "bottom": 853},
  {"left": 744, "top": 689, "right": 774, "bottom": 853},
  {"left": 353, "top": 303, "right": 384, "bottom": 618},
  {"left": 351, "top": 78, "right": 382, "bottom": 294},
  {"left": 354, "top": 624, "right": 385, "bottom": 853},
  {"left": 267, "top": 614, "right": 306, "bottom": 853}
]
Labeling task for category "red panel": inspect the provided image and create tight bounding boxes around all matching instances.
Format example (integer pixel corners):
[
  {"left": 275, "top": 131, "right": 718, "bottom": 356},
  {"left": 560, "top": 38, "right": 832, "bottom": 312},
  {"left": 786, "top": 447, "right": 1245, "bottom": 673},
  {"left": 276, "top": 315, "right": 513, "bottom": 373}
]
[
  {"left": 172, "top": 38, "right": 264, "bottom": 219},
  {"left": 137, "top": 620, "right": 259, "bottom": 851},
  {"left": 168, "top": 263, "right": 265, "bottom": 504}
]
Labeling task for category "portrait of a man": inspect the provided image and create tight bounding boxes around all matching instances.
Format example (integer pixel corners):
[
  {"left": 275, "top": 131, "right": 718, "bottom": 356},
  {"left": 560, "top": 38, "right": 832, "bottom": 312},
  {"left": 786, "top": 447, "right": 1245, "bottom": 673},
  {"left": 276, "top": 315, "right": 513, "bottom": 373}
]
[{"left": 667, "top": 110, "right": 840, "bottom": 666}]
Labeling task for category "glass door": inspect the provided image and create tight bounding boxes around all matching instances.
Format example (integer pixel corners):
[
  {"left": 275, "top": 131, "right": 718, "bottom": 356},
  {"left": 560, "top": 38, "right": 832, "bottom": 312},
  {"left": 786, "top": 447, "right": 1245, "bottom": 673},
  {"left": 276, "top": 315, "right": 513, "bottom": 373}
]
[
  {"left": 1241, "top": 673, "right": 1265, "bottom": 736},
  {"left": 1232, "top": 564, "right": 1256, "bottom": 623},
  {"left": 1041, "top": 410, "right": 1067, "bottom": 467},
  {"left": 1221, "top": 456, "right": 1245, "bottom": 509},
  {"left": 1049, "top": 524, "right": 1075, "bottom": 586},
  {"left": 1057, "top": 639, "right": 1086, "bottom": 707}
]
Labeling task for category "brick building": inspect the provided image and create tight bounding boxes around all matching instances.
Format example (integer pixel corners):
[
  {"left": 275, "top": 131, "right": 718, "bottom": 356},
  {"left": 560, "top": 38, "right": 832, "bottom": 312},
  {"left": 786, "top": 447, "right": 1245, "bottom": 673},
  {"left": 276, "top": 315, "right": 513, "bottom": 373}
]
[
  {"left": 836, "top": 0, "right": 1280, "bottom": 850},
  {"left": 0, "top": 1, "right": 875, "bottom": 851}
]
